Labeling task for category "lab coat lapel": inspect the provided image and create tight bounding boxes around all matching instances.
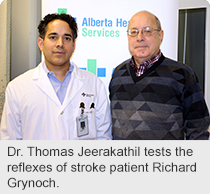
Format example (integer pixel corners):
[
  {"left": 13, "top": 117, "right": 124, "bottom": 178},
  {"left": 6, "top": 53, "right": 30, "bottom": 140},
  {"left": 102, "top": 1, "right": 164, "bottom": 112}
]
[
  {"left": 62, "top": 63, "right": 85, "bottom": 109},
  {"left": 33, "top": 62, "right": 61, "bottom": 107}
]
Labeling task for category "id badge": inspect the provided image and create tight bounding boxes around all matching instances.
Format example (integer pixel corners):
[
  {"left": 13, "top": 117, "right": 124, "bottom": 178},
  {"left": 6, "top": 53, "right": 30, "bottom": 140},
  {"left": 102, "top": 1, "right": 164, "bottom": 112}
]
[{"left": 76, "top": 115, "right": 89, "bottom": 137}]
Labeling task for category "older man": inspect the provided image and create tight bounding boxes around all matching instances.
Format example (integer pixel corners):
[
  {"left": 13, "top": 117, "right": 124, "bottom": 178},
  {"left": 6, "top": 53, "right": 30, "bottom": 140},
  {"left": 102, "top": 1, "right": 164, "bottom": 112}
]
[{"left": 109, "top": 11, "right": 209, "bottom": 140}]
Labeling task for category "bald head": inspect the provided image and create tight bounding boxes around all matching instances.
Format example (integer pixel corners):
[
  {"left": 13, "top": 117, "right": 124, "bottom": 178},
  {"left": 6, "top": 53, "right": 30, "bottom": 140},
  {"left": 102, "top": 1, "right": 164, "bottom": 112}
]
[{"left": 128, "top": 11, "right": 162, "bottom": 30}]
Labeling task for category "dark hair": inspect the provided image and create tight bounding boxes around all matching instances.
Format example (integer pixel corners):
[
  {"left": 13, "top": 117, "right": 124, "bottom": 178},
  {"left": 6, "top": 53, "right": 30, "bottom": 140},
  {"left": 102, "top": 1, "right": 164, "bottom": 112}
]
[{"left": 38, "top": 13, "right": 78, "bottom": 42}]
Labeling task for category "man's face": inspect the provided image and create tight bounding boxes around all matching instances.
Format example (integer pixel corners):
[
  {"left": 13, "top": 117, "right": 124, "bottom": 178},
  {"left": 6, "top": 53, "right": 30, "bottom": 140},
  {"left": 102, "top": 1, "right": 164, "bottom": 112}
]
[
  {"left": 128, "top": 11, "right": 163, "bottom": 65},
  {"left": 38, "top": 19, "right": 75, "bottom": 70}
]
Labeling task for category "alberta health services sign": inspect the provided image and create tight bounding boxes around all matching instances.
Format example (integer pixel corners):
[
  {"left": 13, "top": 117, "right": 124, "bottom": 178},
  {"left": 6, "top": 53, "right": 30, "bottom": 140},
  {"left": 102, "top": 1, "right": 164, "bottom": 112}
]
[{"left": 42, "top": 0, "right": 178, "bottom": 92}]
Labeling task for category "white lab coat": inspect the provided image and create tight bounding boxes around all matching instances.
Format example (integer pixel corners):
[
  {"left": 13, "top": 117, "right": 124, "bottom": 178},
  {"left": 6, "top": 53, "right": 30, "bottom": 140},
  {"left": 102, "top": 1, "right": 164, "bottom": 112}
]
[{"left": 0, "top": 61, "right": 112, "bottom": 140}]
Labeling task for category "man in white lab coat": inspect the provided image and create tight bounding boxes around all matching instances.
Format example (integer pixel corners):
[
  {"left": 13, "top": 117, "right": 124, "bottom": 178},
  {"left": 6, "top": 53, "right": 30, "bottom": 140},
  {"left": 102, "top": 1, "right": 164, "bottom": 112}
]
[{"left": 0, "top": 13, "right": 112, "bottom": 140}]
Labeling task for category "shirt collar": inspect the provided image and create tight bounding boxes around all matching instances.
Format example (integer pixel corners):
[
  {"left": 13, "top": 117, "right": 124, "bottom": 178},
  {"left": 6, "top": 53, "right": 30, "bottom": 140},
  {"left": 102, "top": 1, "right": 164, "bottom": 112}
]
[
  {"left": 131, "top": 50, "right": 161, "bottom": 68},
  {"left": 130, "top": 50, "right": 162, "bottom": 76},
  {"left": 43, "top": 62, "right": 74, "bottom": 76}
]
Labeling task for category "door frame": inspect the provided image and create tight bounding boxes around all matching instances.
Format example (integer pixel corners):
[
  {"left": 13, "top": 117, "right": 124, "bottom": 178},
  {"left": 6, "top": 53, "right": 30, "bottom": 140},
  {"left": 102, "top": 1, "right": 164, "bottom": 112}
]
[{"left": 179, "top": 0, "right": 210, "bottom": 109}]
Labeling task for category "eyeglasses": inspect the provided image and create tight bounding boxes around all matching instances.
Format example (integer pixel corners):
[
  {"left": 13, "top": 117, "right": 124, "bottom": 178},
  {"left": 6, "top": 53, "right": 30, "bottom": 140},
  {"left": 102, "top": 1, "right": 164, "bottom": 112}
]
[{"left": 127, "top": 27, "right": 161, "bottom": 37}]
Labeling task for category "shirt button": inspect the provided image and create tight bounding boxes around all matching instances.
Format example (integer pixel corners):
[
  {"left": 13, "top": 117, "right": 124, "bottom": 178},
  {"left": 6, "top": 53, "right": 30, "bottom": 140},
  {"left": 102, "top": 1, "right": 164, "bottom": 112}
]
[
  {"left": 61, "top": 84, "right": 63, "bottom": 87},
  {"left": 60, "top": 111, "right": 64, "bottom": 115}
]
